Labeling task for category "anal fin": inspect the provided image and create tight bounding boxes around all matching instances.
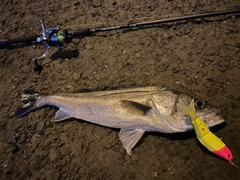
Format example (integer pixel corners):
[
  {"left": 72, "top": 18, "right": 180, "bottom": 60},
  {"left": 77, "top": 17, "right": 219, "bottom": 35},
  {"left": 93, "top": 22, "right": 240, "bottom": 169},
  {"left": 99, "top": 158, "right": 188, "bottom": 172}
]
[
  {"left": 52, "top": 109, "right": 70, "bottom": 122},
  {"left": 119, "top": 129, "right": 145, "bottom": 155}
]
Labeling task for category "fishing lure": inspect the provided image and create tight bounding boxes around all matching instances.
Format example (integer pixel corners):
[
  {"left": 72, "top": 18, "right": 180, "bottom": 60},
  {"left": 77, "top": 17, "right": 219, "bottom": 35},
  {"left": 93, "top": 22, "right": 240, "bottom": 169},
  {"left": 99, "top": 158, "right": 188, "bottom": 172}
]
[{"left": 181, "top": 99, "right": 239, "bottom": 168}]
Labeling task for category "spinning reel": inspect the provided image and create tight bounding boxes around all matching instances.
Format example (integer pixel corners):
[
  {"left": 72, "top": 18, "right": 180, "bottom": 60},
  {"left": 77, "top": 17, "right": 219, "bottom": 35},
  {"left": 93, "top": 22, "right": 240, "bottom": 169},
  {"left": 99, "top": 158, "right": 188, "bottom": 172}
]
[{"left": 33, "top": 20, "right": 74, "bottom": 71}]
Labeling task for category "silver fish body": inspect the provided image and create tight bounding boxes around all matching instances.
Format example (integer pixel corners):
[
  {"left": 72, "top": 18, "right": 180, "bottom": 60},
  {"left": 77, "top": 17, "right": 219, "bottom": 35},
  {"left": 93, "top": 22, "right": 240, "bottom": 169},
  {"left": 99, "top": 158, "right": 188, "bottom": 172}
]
[{"left": 16, "top": 86, "right": 224, "bottom": 154}]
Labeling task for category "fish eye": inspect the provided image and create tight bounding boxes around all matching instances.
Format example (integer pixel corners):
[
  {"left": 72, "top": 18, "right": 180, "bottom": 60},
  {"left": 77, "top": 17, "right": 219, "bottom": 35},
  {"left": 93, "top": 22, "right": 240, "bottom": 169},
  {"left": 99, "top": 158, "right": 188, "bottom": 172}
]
[{"left": 194, "top": 100, "right": 205, "bottom": 109}]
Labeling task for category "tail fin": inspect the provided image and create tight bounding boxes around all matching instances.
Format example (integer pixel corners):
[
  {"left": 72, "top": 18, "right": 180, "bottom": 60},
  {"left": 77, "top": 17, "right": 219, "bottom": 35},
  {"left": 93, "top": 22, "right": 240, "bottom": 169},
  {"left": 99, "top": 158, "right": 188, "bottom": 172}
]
[
  {"left": 15, "top": 90, "right": 40, "bottom": 118},
  {"left": 181, "top": 99, "right": 198, "bottom": 121}
]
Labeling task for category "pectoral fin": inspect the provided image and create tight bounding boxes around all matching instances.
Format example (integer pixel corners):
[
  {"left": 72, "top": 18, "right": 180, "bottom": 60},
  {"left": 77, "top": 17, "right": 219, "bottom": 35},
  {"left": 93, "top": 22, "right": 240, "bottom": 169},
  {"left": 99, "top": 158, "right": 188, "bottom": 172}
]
[
  {"left": 119, "top": 129, "right": 145, "bottom": 155},
  {"left": 52, "top": 109, "right": 70, "bottom": 122},
  {"left": 120, "top": 100, "right": 151, "bottom": 116}
]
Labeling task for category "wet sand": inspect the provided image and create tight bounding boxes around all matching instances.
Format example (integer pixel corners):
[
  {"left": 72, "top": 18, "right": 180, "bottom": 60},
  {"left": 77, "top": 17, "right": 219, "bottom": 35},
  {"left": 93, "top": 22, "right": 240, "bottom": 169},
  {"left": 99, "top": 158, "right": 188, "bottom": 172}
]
[{"left": 0, "top": 0, "right": 240, "bottom": 179}]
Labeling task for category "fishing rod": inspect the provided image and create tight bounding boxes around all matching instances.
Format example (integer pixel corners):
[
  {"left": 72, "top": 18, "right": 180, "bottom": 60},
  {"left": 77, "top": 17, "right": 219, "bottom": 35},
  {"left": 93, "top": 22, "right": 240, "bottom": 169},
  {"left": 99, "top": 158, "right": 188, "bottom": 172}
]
[{"left": 1, "top": 8, "right": 240, "bottom": 72}]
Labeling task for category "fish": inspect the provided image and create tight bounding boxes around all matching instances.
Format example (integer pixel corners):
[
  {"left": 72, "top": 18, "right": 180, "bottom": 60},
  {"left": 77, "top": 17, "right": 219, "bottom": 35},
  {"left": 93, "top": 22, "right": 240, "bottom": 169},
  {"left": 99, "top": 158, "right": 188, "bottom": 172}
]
[
  {"left": 15, "top": 86, "right": 225, "bottom": 155},
  {"left": 182, "top": 100, "right": 239, "bottom": 168}
]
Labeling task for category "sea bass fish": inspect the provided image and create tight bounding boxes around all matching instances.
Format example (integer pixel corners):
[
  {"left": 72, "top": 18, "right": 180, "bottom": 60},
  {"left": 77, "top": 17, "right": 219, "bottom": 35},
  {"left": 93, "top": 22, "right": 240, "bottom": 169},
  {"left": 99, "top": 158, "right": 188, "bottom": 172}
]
[{"left": 15, "top": 86, "right": 225, "bottom": 155}]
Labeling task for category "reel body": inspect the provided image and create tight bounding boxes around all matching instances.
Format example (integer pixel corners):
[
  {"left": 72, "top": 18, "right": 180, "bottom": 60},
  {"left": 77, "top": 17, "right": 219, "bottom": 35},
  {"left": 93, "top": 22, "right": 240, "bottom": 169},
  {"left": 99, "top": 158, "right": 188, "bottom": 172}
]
[
  {"left": 33, "top": 20, "right": 73, "bottom": 72},
  {"left": 35, "top": 20, "right": 72, "bottom": 59}
]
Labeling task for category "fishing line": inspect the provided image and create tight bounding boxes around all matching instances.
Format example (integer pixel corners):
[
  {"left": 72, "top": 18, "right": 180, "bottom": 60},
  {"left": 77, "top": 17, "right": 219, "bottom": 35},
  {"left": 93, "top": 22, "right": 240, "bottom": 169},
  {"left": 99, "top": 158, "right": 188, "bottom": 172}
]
[{"left": 229, "top": 160, "right": 240, "bottom": 170}]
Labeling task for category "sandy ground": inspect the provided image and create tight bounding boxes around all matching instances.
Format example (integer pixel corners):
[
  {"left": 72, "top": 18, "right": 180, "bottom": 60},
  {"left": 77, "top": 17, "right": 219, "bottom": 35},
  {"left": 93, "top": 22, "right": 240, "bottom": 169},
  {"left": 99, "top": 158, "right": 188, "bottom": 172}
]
[{"left": 0, "top": 0, "right": 240, "bottom": 179}]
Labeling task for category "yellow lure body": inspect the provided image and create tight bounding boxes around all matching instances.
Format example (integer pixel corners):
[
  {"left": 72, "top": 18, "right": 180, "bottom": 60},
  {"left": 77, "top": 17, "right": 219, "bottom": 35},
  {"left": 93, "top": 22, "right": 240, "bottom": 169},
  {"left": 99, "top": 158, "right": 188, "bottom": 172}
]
[
  {"left": 182, "top": 100, "right": 225, "bottom": 152},
  {"left": 192, "top": 117, "right": 225, "bottom": 152}
]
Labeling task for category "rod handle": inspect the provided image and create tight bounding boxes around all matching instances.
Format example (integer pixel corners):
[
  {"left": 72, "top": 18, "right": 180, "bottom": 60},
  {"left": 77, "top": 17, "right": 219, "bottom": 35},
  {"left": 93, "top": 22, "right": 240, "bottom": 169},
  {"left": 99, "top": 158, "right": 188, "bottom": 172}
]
[
  {"left": 71, "top": 28, "right": 91, "bottom": 37},
  {"left": 0, "top": 35, "right": 38, "bottom": 47}
]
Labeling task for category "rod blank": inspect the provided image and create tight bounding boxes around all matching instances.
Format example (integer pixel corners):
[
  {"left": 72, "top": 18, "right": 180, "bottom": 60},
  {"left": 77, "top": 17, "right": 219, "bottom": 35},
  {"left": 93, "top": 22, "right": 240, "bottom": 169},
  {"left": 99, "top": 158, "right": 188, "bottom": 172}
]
[{"left": 0, "top": 9, "right": 239, "bottom": 47}]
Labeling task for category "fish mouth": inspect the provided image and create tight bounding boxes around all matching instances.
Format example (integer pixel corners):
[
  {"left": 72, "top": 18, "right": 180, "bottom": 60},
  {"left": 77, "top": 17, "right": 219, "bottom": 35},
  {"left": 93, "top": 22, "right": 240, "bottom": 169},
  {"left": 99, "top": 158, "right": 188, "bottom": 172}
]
[
  {"left": 197, "top": 108, "right": 225, "bottom": 128},
  {"left": 209, "top": 114, "right": 225, "bottom": 127}
]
